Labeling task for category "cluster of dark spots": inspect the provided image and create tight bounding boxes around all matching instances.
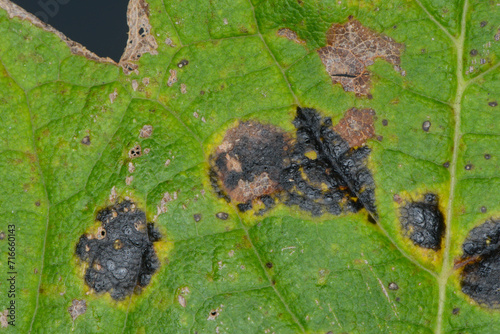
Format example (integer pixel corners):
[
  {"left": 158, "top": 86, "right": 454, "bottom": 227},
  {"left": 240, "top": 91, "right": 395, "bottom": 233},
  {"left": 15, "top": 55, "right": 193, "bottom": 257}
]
[
  {"left": 400, "top": 193, "right": 445, "bottom": 250},
  {"left": 75, "top": 201, "right": 161, "bottom": 300},
  {"left": 81, "top": 136, "right": 91, "bottom": 146},
  {"left": 129, "top": 145, "right": 142, "bottom": 159},
  {"left": 209, "top": 107, "right": 377, "bottom": 218},
  {"left": 458, "top": 218, "right": 500, "bottom": 308},
  {"left": 422, "top": 121, "right": 431, "bottom": 132},
  {"left": 489, "top": 101, "right": 498, "bottom": 107},
  {"left": 177, "top": 59, "right": 189, "bottom": 68}
]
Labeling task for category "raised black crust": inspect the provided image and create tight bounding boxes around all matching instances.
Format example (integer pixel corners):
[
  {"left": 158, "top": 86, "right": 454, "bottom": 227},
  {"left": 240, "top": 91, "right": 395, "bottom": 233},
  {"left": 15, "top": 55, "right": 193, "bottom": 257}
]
[{"left": 75, "top": 200, "right": 160, "bottom": 300}]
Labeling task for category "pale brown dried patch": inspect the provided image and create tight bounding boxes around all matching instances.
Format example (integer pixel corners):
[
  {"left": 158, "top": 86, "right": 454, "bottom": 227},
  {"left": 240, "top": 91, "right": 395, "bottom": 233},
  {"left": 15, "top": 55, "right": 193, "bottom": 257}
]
[
  {"left": 139, "top": 125, "right": 153, "bottom": 138},
  {"left": 167, "top": 69, "right": 178, "bottom": 86},
  {"left": 119, "top": 0, "right": 158, "bottom": 74},
  {"left": 68, "top": 299, "right": 87, "bottom": 321},
  {"left": 277, "top": 28, "right": 305, "bottom": 45},
  {"left": 0, "top": 310, "right": 7, "bottom": 328},
  {"left": 333, "top": 107, "right": 376, "bottom": 147},
  {"left": 318, "top": 18, "right": 403, "bottom": 96},
  {"left": 0, "top": 0, "right": 158, "bottom": 74}
]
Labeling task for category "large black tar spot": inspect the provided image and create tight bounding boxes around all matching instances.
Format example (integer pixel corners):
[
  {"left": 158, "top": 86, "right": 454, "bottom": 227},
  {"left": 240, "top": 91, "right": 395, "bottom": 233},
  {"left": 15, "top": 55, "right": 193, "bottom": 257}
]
[
  {"left": 400, "top": 193, "right": 444, "bottom": 250},
  {"left": 460, "top": 219, "right": 500, "bottom": 309},
  {"left": 281, "top": 107, "right": 376, "bottom": 216},
  {"left": 210, "top": 107, "right": 377, "bottom": 217},
  {"left": 75, "top": 201, "right": 160, "bottom": 300}
]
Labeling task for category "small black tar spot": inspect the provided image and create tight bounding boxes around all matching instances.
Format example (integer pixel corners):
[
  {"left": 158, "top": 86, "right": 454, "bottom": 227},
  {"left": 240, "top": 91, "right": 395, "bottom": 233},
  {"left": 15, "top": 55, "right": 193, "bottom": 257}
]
[
  {"left": 480, "top": 21, "right": 488, "bottom": 28},
  {"left": 75, "top": 201, "right": 161, "bottom": 300},
  {"left": 422, "top": 121, "right": 431, "bottom": 132},
  {"left": 216, "top": 212, "right": 229, "bottom": 220},
  {"left": 0, "top": 232, "right": 5, "bottom": 240},
  {"left": 395, "top": 297, "right": 400, "bottom": 302},
  {"left": 382, "top": 119, "right": 388, "bottom": 126},
  {"left": 35, "top": 201, "right": 41, "bottom": 207},
  {"left": 470, "top": 49, "right": 478, "bottom": 56},
  {"left": 465, "top": 164, "right": 473, "bottom": 170},
  {"left": 443, "top": 161, "right": 450, "bottom": 168},
  {"left": 421, "top": 49, "right": 426, "bottom": 54},
  {"left": 81, "top": 136, "right": 91, "bottom": 146},
  {"left": 177, "top": 59, "right": 189, "bottom": 68},
  {"left": 266, "top": 262, "right": 273, "bottom": 268},
  {"left": 489, "top": 101, "right": 498, "bottom": 107},
  {"left": 452, "top": 307, "right": 460, "bottom": 315},
  {"left": 193, "top": 214, "right": 202, "bottom": 222},
  {"left": 400, "top": 193, "right": 445, "bottom": 250},
  {"left": 481, "top": 206, "right": 487, "bottom": 213},
  {"left": 484, "top": 154, "right": 491, "bottom": 160},
  {"left": 388, "top": 282, "right": 399, "bottom": 290},
  {"left": 367, "top": 215, "right": 377, "bottom": 224},
  {"left": 200, "top": 90, "right": 205, "bottom": 95},
  {"left": 460, "top": 218, "right": 500, "bottom": 308}
]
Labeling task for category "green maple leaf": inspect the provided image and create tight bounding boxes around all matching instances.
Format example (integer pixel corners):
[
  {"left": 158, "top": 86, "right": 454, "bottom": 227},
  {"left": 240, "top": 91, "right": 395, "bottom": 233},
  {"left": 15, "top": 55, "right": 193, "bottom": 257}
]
[{"left": 0, "top": 0, "right": 499, "bottom": 333}]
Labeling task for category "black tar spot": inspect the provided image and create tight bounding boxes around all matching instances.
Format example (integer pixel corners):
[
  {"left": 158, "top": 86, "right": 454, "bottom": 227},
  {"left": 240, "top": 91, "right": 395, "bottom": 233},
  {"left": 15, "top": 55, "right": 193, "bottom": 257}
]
[
  {"left": 81, "top": 136, "right": 91, "bottom": 145},
  {"left": 489, "top": 101, "right": 498, "bottom": 107},
  {"left": 382, "top": 119, "right": 388, "bottom": 126},
  {"left": 460, "top": 219, "right": 500, "bottom": 309},
  {"left": 216, "top": 212, "right": 229, "bottom": 220},
  {"left": 400, "top": 193, "right": 445, "bottom": 250},
  {"left": 470, "top": 49, "right": 478, "bottom": 56},
  {"left": 193, "top": 214, "right": 202, "bottom": 222},
  {"left": 484, "top": 154, "right": 491, "bottom": 160},
  {"left": 452, "top": 307, "right": 460, "bottom": 315},
  {"left": 177, "top": 59, "right": 189, "bottom": 68},
  {"left": 481, "top": 206, "right": 487, "bottom": 213},
  {"left": 443, "top": 161, "right": 450, "bottom": 168},
  {"left": 422, "top": 121, "right": 431, "bottom": 132},
  {"left": 75, "top": 201, "right": 160, "bottom": 300},
  {"left": 210, "top": 108, "right": 377, "bottom": 218},
  {"left": 282, "top": 107, "right": 377, "bottom": 216},
  {"left": 465, "top": 164, "right": 473, "bottom": 170}
]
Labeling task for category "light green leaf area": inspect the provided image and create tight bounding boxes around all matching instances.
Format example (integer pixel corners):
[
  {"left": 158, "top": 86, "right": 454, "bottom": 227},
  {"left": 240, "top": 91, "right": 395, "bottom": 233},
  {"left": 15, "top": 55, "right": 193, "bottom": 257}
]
[{"left": 0, "top": 0, "right": 499, "bottom": 333}]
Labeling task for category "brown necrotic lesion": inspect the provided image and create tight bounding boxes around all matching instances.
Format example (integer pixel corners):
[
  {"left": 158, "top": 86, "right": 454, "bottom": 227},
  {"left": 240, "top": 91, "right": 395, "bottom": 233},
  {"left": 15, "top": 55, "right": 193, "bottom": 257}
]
[
  {"left": 209, "top": 107, "right": 377, "bottom": 217},
  {"left": 317, "top": 18, "right": 403, "bottom": 96}
]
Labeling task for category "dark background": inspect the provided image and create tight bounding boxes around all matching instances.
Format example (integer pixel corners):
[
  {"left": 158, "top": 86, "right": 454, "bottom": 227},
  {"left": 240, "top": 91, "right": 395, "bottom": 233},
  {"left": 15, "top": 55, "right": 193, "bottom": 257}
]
[{"left": 11, "top": 0, "right": 129, "bottom": 62}]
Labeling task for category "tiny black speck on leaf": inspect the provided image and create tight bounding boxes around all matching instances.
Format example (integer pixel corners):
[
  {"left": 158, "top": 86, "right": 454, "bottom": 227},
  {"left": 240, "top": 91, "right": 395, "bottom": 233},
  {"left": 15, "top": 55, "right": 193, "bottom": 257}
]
[
  {"left": 382, "top": 119, "right": 388, "bottom": 126},
  {"left": 193, "top": 214, "right": 201, "bottom": 222},
  {"left": 480, "top": 206, "right": 487, "bottom": 213},
  {"left": 216, "top": 212, "right": 229, "bottom": 220},
  {"left": 0, "top": 232, "right": 5, "bottom": 240},
  {"left": 266, "top": 262, "right": 273, "bottom": 268},
  {"left": 480, "top": 21, "right": 488, "bottom": 28},
  {"left": 470, "top": 49, "right": 478, "bottom": 56},
  {"left": 81, "top": 136, "right": 91, "bottom": 146},
  {"left": 35, "top": 201, "right": 41, "bottom": 206},
  {"left": 452, "top": 307, "right": 460, "bottom": 315},
  {"left": 177, "top": 59, "right": 189, "bottom": 68},
  {"left": 422, "top": 121, "right": 431, "bottom": 132},
  {"left": 488, "top": 101, "right": 498, "bottom": 107},
  {"left": 443, "top": 162, "right": 450, "bottom": 168},
  {"left": 465, "top": 164, "right": 473, "bottom": 170},
  {"left": 484, "top": 154, "right": 491, "bottom": 160}
]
